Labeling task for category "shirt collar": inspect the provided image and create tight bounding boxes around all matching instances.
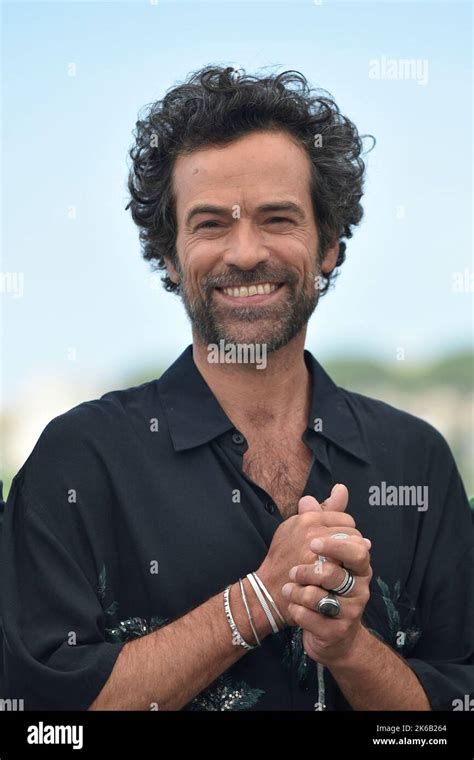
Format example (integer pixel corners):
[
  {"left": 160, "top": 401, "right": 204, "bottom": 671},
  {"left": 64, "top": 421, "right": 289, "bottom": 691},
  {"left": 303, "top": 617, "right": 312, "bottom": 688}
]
[
  {"left": 157, "top": 344, "right": 370, "bottom": 464},
  {"left": 304, "top": 351, "right": 371, "bottom": 464}
]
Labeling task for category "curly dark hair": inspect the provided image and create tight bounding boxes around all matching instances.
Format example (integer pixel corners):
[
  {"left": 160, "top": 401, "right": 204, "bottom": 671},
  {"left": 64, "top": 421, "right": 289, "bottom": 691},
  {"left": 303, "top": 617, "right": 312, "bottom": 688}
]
[{"left": 126, "top": 65, "right": 375, "bottom": 295}]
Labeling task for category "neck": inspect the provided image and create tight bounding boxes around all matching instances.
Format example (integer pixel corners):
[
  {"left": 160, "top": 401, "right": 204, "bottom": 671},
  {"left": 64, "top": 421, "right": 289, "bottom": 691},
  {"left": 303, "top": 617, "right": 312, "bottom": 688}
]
[{"left": 192, "top": 331, "right": 312, "bottom": 430}]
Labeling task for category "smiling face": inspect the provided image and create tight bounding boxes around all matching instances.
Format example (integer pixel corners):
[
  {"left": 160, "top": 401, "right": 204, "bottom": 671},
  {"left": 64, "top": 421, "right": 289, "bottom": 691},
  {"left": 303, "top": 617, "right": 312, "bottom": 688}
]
[{"left": 167, "top": 129, "right": 338, "bottom": 352}]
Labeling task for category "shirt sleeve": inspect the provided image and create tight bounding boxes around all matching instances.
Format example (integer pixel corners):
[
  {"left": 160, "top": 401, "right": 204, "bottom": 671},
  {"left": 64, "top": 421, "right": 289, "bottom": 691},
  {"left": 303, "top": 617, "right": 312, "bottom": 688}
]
[
  {"left": 403, "top": 451, "right": 474, "bottom": 711},
  {"left": 0, "top": 418, "right": 127, "bottom": 710}
]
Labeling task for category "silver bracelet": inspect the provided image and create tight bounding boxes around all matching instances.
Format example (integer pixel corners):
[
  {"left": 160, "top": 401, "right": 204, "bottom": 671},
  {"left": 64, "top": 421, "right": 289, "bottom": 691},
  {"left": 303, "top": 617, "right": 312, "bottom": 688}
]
[
  {"left": 239, "top": 578, "right": 261, "bottom": 647},
  {"left": 223, "top": 585, "right": 257, "bottom": 650},
  {"left": 246, "top": 573, "right": 279, "bottom": 634},
  {"left": 253, "top": 572, "right": 287, "bottom": 628}
]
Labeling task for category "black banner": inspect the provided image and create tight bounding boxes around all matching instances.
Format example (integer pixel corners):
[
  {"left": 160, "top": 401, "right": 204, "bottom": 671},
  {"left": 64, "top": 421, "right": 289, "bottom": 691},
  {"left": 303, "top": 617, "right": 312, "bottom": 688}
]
[{"left": 0, "top": 710, "right": 472, "bottom": 758}]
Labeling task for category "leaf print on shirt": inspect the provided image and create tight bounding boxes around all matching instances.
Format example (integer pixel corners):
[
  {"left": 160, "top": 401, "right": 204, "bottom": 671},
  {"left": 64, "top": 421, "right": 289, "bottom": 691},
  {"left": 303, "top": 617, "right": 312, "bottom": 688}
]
[
  {"left": 283, "top": 626, "right": 327, "bottom": 710},
  {"left": 105, "top": 615, "right": 170, "bottom": 643},
  {"left": 283, "top": 626, "right": 309, "bottom": 683},
  {"left": 97, "top": 565, "right": 119, "bottom": 617},
  {"left": 374, "top": 576, "right": 422, "bottom": 654},
  {"left": 96, "top": 565, "right": 264, "bottom": 709},
  {"left": 376, "top": 577, "right": 401, "bottom": 638},
  {"left": 185, "top": 673, "right": 265, "bottom": 711},
  {"left": 96, "top": 564, "right": 169, "bottom": 643}
]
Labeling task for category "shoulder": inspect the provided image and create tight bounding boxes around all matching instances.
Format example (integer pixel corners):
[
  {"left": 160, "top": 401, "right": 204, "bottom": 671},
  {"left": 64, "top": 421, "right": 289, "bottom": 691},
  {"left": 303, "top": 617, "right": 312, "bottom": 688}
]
[
  {"left": 338, "top": 387, "right": 472, "bottom": 531},
  {"left": 13, "top": 379, "right": 162, "bottom": 486},
  {"left": 339, "top": 386, "right": 455, "bottom": 464},
  {"left": 48, "top": 380, "right": 157, "bottom": 439}
]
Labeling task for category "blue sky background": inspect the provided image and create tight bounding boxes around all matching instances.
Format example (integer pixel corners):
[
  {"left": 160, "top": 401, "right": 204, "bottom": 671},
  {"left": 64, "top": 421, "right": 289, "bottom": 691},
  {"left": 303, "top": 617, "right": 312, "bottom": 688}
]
[{"left": 2, "top": 0, "right": 472, "bottom": 404}]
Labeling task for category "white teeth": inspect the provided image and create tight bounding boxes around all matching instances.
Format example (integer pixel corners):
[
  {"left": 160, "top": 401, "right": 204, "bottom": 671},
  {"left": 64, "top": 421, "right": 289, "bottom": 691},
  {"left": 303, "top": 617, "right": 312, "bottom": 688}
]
[{"left": 221, "top": 282, "right": 280, "bottom": 298}]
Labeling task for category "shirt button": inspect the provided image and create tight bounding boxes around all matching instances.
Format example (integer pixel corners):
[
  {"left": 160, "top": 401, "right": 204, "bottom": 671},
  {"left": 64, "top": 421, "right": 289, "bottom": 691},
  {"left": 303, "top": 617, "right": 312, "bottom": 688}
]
[
  {"left": 265, "top": 502, "right": 276, "bottom": 514},
  {"left": 299, "top": 676, "right": 309, "bottom": 691},
  {"left": 231, "top": 432, "right": 245, "bottom": 445}
]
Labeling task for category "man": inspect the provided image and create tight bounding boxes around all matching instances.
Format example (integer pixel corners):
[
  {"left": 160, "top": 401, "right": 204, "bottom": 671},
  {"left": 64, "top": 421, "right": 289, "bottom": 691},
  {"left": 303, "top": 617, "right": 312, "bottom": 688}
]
[{"left": 1, "top": 66, "right": 472, "bottom": 711}]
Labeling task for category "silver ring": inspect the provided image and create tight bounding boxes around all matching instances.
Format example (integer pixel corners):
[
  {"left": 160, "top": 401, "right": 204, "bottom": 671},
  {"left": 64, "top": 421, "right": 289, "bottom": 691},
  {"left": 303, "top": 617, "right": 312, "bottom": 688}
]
[
  {"left": 314, "top": 554, "right": 326, "bottom": 576},
  {"left": 317, "top": 592, "right": 341, "bottom": 618},
  {"left": 331, "top": 532, "right": 350, "bottom": 540},
  {"left": 330, "top": 569, "right": 355, "bottom": 596}
]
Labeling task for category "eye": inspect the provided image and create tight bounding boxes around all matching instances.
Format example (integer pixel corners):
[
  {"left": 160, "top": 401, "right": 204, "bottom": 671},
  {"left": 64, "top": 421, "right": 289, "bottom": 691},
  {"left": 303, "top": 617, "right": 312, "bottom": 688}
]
[
  {"left": 196, "top": 220, "right": 222, "bottom": 229},
  {"left": 266, "top": 216, "right": 294, "bottom": 225}
]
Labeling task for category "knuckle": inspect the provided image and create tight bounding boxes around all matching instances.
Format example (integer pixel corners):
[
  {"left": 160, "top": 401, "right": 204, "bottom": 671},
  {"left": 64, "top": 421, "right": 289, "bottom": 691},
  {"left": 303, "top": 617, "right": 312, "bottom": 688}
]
[
  {"left": 291, "top": 604, "right": 304, "bottom": 625},
  {"left": 326, "top": 564, "right": 341, "bottom": 586},
  {"left": 322, "top": 564, "right": 334, "bottom": 583},
  {"left": 307, "top": 530, "right": 326, "bottom": 549},
  {"left": 320, "top": 513, "right": 336, "bottom": 527},
  {"left": 345, "top": 604, "right": 359, "bottom": 621},
  {"left": 313, "top": 560, "right": 325, "bottom": 578},
  {"left": 340, "top": 513, "right": 356, "bottom": 529},
  {"left": 332, "top": 619, "right": 347, "bottom": 638},
  {"left": 301, "top": 511, "right": 320, "bottom": 528},
  {"left": 290, "top": 566, "right": 300, "bottom": 584},
  {"left": 302, "top": 586, "right": 316, "bottom": 608},
  {"left": 306, "top": 528, "right": 317, "bottom": 544}
]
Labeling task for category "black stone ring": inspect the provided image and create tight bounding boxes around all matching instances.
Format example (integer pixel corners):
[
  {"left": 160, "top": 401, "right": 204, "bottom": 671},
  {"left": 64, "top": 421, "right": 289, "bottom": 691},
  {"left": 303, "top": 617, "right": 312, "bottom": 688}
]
[{"left": 317, "top": 592, "right": 341, "bottom": 618}]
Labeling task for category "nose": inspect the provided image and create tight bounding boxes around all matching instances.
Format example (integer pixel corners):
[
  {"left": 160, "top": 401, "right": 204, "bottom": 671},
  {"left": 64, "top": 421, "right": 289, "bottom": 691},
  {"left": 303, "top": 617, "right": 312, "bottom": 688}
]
[{"left": 222, "top": 221, "right": 270, "bottom": 270}]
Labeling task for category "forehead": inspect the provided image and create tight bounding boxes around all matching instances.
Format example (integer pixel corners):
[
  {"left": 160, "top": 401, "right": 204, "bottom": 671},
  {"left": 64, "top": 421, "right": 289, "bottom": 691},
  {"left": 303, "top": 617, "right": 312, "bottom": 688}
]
[{"left": 172, "top": 130, "right": 312, "bottom": 212}]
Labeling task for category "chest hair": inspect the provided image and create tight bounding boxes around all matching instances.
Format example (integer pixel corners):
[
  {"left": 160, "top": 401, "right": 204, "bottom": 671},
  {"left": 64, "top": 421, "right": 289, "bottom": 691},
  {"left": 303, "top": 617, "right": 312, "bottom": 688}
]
[{"left": 242, "top": 435, "right": 313, "bottom": 520}]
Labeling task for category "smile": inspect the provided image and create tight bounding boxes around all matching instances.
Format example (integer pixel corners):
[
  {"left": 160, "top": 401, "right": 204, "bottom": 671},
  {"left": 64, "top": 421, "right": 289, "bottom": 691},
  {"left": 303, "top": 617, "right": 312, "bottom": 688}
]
[{"left": 217, "top": 282, "right": 282, "bottom": 298}]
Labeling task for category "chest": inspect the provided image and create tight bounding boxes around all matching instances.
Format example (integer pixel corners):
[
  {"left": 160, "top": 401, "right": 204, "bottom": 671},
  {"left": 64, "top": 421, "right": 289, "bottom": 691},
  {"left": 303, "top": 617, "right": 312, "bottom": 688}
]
[{"left": 242, "top": 434, "right": 314, "bottom": 520}]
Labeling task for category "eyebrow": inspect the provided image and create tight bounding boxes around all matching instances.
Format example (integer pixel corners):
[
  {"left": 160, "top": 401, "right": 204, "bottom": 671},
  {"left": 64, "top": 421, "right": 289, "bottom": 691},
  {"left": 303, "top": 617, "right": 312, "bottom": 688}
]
[{"left": 185, "top": 201, "right": 306, "bottom": 226}]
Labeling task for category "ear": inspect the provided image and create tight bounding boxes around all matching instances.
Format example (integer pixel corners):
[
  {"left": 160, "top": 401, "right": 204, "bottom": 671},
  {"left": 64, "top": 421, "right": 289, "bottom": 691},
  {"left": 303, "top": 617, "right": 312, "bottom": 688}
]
[
  {"left": 163, "top": 255, "right": 181, "bottom": 285},
  {"left": 320, "top": 239, "right": 340, "bottom": 275}
]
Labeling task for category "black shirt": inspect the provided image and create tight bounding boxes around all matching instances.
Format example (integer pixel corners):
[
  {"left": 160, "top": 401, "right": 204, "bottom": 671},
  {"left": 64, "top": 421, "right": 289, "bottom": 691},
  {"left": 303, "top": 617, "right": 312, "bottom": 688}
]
[{"left": 1, "top": 346, "right": 473, "bottom": 710}]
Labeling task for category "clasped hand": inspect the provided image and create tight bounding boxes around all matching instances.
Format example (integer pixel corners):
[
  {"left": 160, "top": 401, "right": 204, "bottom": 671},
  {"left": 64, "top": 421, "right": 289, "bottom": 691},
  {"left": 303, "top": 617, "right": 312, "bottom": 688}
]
[{"left": 282, "top": 485, "right": 372, "bottom": 666}]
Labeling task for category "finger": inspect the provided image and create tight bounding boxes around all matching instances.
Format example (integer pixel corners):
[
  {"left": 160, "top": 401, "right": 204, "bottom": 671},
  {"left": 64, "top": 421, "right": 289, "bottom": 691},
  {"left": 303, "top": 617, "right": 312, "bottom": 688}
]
[
  {"left": 309, "top": 535, "right": 371, "bottom": 576},
  {"left": 283, "top": 583, "right": 351, "bottom": 617},
  {"left": 298, "top": 495, "right": 323, "bottom": 514},
  {"left": 308, "top": 527, "right": 362, "bottom": 570},
  {"left": 288, "top": 603, "right": 346, "bottom": 637},
  {"left": 298, "top": 521, "right": 360, "bottom": 568},
  {"left": 289, "top": 561, "right": 357, "bottom": 596},
  {"left": 320, "top": 483, "right": 349, "bottom": 512},
  {"left": 302, "top": 511, "right": 356, "bottom": 530},
  {"left": 311, "top": 526, "right": 362, "bottom": 541}
]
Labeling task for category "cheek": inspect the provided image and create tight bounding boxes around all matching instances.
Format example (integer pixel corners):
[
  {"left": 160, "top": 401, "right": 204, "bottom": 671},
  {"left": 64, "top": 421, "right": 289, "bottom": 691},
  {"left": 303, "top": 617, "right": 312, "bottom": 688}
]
[
  {"left": 182, "top": 239, "right": 223, "bottom": 274},
  {"left": 179, "top": 249, "right": 223, "bottom": 296},
  {"left": 274, "top": 231, "right": 316, "bottom": 264}
]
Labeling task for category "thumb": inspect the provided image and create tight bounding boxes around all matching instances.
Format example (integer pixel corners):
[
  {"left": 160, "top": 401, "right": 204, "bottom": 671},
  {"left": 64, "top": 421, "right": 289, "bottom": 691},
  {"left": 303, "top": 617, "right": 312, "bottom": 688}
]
[
  {"left": 298, "top": 495, "right": 323, "bottom": 514},
  {"left": 321, "top": 483, "right": 349, "bottom": 512}
]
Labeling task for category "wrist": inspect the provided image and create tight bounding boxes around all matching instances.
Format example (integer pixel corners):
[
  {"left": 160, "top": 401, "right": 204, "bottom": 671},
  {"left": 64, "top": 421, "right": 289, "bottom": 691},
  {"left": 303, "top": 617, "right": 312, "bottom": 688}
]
[
  {"left": 230, "top": 578, "right": 273, "bottom": 645},
  {"left": 254, "top": 565, "right": 290, "bottom": 631},
  {"left": 327, "top": 623, "right": 373, "bottom": 674}
]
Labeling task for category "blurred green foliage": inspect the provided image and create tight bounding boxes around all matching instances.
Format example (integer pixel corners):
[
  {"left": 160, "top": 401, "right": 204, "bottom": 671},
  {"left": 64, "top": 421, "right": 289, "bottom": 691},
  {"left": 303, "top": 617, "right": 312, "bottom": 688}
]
[{"left": 3, "top": 351, "right": 473, "bottom": 506}]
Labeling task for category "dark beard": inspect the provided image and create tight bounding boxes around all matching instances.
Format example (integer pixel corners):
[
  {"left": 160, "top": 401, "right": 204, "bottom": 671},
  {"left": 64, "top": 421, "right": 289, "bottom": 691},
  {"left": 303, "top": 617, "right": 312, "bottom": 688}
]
[{"left": 177, "top": 261, "right": 322, "bottom": 354}]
